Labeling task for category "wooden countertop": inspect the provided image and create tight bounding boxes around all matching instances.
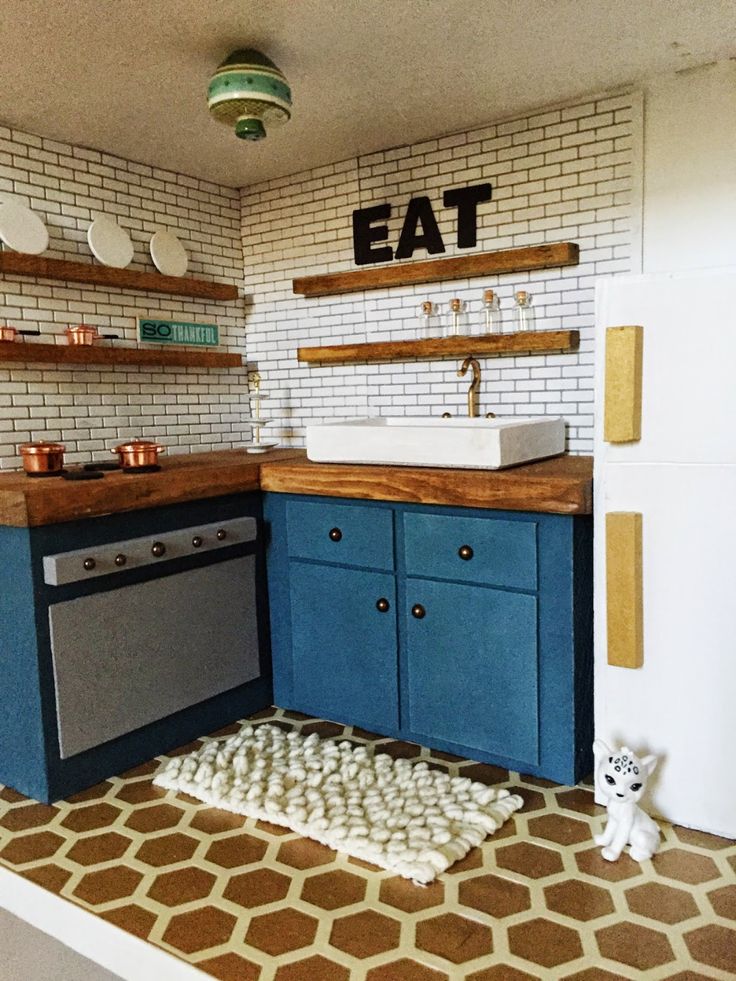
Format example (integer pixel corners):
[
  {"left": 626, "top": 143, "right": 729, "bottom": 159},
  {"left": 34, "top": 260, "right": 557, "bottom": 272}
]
[{"left": 0, "top": 449, "right": 593, "bottom": 527}]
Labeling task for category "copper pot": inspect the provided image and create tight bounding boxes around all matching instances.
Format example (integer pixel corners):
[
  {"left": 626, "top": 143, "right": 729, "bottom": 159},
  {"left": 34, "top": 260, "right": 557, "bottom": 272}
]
[
  {"left": 19, "top": 441, "right": 66, "bottom": 474},
  {"left": 65, "top": 325, "right": 99, "bottom": 346},
  {"left": 1, "top": 325, "right": 42, "bottom": 342},
  {"left": 112, "top": 440, "right": 166, "bottom": 469}
]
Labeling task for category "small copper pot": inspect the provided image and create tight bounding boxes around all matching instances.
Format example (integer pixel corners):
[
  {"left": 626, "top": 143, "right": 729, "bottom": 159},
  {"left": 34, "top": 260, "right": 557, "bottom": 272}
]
[
  {"left": 112, "top": 440, "right": 166, "bottom": 469},
  {"left": 19, "top": 441, "right": 66, "bottom": 474},
  {"left": 65, "top": 325, "right": 99, "bottom": 346},
  {"left": 1, "top": 325, "right": 42, "bottom": 342}
]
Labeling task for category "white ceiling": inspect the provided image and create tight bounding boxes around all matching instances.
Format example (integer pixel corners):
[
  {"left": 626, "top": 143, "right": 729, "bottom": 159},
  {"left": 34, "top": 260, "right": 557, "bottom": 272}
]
[{"left": 1, "top": 0, "right": 733, "bottom": 188}]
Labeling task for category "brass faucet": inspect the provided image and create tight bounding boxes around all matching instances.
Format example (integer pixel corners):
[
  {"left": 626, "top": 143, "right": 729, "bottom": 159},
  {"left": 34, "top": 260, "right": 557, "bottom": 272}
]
[{"left": 458, "top": 355, "right": 481, "bottom": 418}]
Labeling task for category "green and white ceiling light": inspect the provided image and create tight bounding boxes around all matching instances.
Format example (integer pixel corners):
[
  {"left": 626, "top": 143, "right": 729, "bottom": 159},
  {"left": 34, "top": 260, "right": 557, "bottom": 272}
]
[{"left": 207, "top": 49, "right": 292, "bottom": 141}]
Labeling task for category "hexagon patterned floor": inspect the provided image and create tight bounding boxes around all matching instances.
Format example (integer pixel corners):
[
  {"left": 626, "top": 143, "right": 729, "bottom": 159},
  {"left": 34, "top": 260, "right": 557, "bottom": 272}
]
[{"left": 0, "top": 706, "right": 734, "bottom": 980}]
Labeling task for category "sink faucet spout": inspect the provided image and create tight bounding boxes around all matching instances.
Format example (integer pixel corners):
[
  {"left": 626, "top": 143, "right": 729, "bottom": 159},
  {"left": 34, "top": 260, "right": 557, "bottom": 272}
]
[{"left": 458, "top": 356, "right": 481, "bottom": 418}]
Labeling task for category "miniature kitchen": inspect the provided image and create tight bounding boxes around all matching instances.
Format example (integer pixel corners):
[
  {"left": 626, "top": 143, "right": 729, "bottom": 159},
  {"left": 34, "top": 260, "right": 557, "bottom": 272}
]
[{"left": 0, "top": 6, "right": 735, "bottom": 979}]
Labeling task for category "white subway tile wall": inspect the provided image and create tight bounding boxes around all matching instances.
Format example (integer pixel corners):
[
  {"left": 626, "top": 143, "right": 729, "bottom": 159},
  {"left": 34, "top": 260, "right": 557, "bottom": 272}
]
[
  {"left": 0, "top": 127, "right": 248, "bottom": 470},
  {"left": 242, "top": 91, "right": 641, "bottom": 454}
]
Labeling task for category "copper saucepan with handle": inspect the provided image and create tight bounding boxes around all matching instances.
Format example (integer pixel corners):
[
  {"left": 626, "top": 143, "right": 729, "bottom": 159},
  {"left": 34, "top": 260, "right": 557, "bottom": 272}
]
[
  {"left": 1, "top": 325, "right": 42, "bottom": 342},
  {"left": 19, "top": 441, "right": 66, "bottom": 475},
  {"left": 112, "top": 440, "right": 166, "bottom": 469}
]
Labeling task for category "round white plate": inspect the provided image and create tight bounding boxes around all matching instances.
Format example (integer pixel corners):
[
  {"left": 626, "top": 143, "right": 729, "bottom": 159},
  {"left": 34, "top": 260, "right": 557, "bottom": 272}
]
[
  {"left": 87, "top": 216, "right": 134, "bottom": 268},
  {"left": 243, "top": 440, "right": 279, "bottom": 454},
  {"left": 150, "top": 229, "right": 188, "bottom": 277},
  {"left": 0, "top": 200, "right": 49, "bottom": 254}
]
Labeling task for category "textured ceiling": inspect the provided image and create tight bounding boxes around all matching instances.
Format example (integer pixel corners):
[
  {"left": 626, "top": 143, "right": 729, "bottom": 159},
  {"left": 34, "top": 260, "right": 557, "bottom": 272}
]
[{"left": 0, "top": 0, "right": 733, "bottom": 187}]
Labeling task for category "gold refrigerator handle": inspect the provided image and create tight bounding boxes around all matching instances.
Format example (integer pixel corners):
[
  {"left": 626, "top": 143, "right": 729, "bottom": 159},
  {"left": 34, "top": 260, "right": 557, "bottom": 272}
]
[
  {"left": 605, "top": 512, "right": 643, "bottom": 668},
  {"left": 604, "top": 325, "right": 643, "bottom": 443}
]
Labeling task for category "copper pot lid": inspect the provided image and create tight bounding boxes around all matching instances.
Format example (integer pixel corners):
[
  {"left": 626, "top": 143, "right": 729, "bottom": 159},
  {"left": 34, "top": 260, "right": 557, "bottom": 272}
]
[
  {"left": 113, "top": 440, "right": 165, "bottom": 452},
  {"left": 66, "top": 324, "right": 98, "bottom": 334},
  {"left": 19, "top": 441, "right": 66, "bottom": 455}
]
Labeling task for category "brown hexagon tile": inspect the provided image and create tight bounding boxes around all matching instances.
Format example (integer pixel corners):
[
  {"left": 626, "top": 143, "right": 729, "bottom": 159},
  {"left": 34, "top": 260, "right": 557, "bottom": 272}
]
[
  {"left": 114, "top": 780, "right": 166, "bottom": 804},
  {"left": 330, "top": 909, "right": 402, "bottom": 958},
  {"left": 467, "top": 968, "right": 540, "bottom": 981},
  {"left": 596, "top": 921, "right": 675, "bottom": 970},
  {"left": 248, "top": 706, "right": 278, "bottom": 720},
  {"left": 301, "top": 869, "right": 367, "bottom": 909},
  {"left": 575, "top": 846, "right": 642, "bottom": 882},
  {"left": 507, "top": 787, "right": 546, "bottom": 812},
  {"left": 147, "top": 868, "right": 216, "bottom": 906},
  {"left": 375, "top": 739, "right": 422, "bottom": 760},
  {"left": 556, "top": 788, "right": 604, "bottom": 816},
  {"left": 120, "top": 759, "right": 160, "bottom": 778},
  {"left": 73, "top": 867, "right": 143, "bottom": 906},
  {"left": 685, "top": 924, "right": 736, "bottom": 974},
  {"left": 0, "top": 830, "right": 65, "bottom": 865},
  {"left": 351, "top": 726, "right": 384, "bottom": 740},
  {"left": 274, "top": 955, "right": 350, "bottom": 981},
  {"left": 0, "top": 803, "right": 59, "bottom": 831},
  {"left": 300, "top": 720, "right": 347, "bottom": 738},
  {"left": 659, "top": 972, "right": 721, "bottom": 981},
  {"left": 99, "top": 904, "right": 157, "bottom": 940},
  {"left": 380, "top": 876, "right": 445, "bottom": 912},
  {"left": 561, "top": 971, "right": 628, "bottom": 981},
  {"left": 223, "top": 868, "right": 290, "bottom": 908},
  {"left": 135, "top": 832, "right": 199, "bottom": 867},
  {"left": 255, "top": 819, "right": 291, "bottom": 836},
  {"left": 444, "top": 846, "right": 484, "bottom": 874},
  {"left": 625, "top": 881, "right": 700, "bottom": 924},
  {"left": 190, "top": 808, "right": 247, "bottom": 833},
  {"left": 460, "top": 762, "right": 509, "bottom": 784},
  {"left": 520, "top": 774, "right": 558, "bottom": 788},
  {"left": 429, "top": 748, "right": 465, "bottom": 763},
  {"left": 544, "top": 879, "right": 615, "bottom": 921},
  {"left": 196, "top": 953, "right": 260, "bottom": 981},
  {"left": 204, "top": 832, "right": 268, "bottom": 868},
  {"left": 124, "top": 802, "right": 184, "bottom": 833},
  {"left": 508, "top": 917, "right": 583, "bottom": 968},
  {"left": 366, "top": 960, "right": 449, "bottom": 981},
  {"left": 708, "top": 884, "right": 736, "bottom": 919},
  {"left": 459, "top": 874, "right": 531, "bottom": 918},
  {"left": 277, "top": 837, "right": 336, "bottom": 869},
  {"left": 67, "top": 781, "right": 114, "bottom": 803},
  {"left": 496, "top": 841, "right": 564, "bottom": 879},
  {"left": 528, "top": 814, "right": 591, "bottom": 845},
  {"left": 653, "top": 848, "right": 720, "bottom": 884},
  {"left": 246, "top": 908, "right": 318, "bottom": 956},
  {"left": 415, "top": 912, "right": 493, "bottom": 964},
  {"left": 348, "top": 854, "right": 383, "bottom": 872},
  {"left": 209, "top": 720, "right": 248, "bottom": 736},
  {"left": 166, "top": 738, "right": 205, "bottom": 757},
  {"left": 66, "top": 832, "right": 132, "bottom": 866},
  {"left": 673, "top": 825, "right": 734, "bottom": 849},
  {"left": 280, "top": 709, "right": 312, "bottom": 721},
  {"left": 60, "top": 802, "right": 121, "bottom": 833},
  {"left": 21, "top": 863, "right": 72, "bottom": 894},
  {"left": 162, "top": 907, "right": 236, "bottom": 954},
  {"left": 0, "top": 786, "right": 26, "bottom": 803}
]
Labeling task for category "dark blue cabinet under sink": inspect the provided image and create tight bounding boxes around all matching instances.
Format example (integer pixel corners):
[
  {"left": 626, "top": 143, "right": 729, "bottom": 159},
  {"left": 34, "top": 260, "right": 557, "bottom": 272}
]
[{"left": 265, "top": 492, "right": 593, "bottom": 785}]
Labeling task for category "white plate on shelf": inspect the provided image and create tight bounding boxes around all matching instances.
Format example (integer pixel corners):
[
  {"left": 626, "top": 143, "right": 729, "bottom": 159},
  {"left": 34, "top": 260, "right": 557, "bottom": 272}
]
[
  {"left": 242, "top": 440, "right": 279, "bottom": 454},
  {"left": 0, "top": 199, "right": 49, "bottom": 254},
  {"left": 87, "top": 216, "right": 134, "bottom": 268},
  {"left": 150, "top": 229, "right": 188, "bottom": 277}
]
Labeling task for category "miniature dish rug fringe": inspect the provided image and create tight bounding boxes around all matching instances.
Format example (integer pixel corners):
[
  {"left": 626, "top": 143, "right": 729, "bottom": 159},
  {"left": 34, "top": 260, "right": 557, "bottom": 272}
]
[{"left": 154, "top": 723, "right": 523, "bottom": 884}]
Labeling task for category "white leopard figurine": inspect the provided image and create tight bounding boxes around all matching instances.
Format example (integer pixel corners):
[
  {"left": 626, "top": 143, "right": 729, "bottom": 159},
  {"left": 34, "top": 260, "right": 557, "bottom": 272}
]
[{"left": 593, "top": 740, "right": 661, "bottom": 862}]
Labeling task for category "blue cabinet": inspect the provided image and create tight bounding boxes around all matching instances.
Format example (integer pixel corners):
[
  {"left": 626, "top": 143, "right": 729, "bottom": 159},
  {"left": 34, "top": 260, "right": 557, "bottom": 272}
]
[{"left": 264, "top": 492, "right": 593, "bottom": 784}]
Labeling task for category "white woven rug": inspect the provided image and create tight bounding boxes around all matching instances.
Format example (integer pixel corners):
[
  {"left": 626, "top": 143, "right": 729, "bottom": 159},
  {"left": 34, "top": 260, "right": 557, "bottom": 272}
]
[{"left": 154, "top": 723, "right": 523, "bottom": 883}]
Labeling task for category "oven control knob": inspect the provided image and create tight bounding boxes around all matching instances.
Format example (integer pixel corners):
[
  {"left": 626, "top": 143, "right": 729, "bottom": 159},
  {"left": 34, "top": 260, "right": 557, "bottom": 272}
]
[
  {"left": 114, "top": 553, "right": 127, "bottom": 567},
  {"left": 151, "top": 541, "right": 166, "bottom": 558},
  {"left": 192, "top": 535, "right": 203, "bottom": 548},
  {"left": 216, "top": 529, "right": 227, "bottom": 541},
  {"left": 83, "top": 557, "right": 96, "bottom": 571}
]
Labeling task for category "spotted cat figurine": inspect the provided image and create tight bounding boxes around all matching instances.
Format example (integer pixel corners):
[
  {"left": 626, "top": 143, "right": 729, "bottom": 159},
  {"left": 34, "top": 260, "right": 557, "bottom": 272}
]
[{"left": 593, "top": 740, "right": 660, "bottom": 862}]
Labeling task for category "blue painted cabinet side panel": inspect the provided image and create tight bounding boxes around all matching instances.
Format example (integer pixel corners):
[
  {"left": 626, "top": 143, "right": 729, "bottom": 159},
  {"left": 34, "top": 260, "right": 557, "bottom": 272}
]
[
  {"left": 263, "top": 493, "right": 295, "bottom": 707},
  {"left": 289, "top": 562, "right": 399, "bottom": 733},
  {"left": 404, "top": 578, "right": 539, "bottom": 764}
]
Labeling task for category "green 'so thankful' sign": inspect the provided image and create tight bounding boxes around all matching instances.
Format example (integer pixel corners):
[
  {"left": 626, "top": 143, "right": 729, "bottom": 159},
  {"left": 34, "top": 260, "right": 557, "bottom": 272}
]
[{"left": 138, "top": 318, "right": 219, "bottom": 347}]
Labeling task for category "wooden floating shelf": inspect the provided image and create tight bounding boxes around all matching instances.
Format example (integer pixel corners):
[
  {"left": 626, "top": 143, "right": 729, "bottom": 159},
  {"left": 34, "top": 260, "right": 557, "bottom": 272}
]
[
  {"left": 293, "top": 242, "right": 579, "bottom": 297},
  {"left": 0, "top": 340, "right": 242, "bottom": 369},
  {"left": 0, "top": 252, "right": 239, "bottom": 301},
  {"left": 299, "top": 329, "right": 580, "bottom": 365}
]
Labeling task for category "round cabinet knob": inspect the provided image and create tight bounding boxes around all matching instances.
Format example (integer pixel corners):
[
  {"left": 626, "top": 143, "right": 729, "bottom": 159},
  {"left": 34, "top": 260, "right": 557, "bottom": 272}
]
[
  {"left": 458, "top": 544, "right": 474, "bottom": 561},
  {"left": 328, "top": 527, "right": 342, "bottom": 542},
  {"left": 151, "top": 541, "right": 166, "bottom": 558},
  {"left": 114, "top": 553, "right": 127, "bottom": 567},
  {"left": 216, "top": 529, "right": 227, "bottom": 541},
  {"left": 192, "top": 536, "right": 203, "bottom": 548},
  {"left": 82, "top": 557, "right": 96, "bottom": 571},
  {"left": 411, "top": 603, "right": 426, "bottom": 620},
  {"left": 376, "top": 597, "right": 390, "bottom": 613}
]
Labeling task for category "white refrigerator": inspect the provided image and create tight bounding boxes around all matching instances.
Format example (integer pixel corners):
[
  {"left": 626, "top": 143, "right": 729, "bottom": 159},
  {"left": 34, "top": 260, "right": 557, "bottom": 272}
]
[{"left": 594, "top": 269, "right": 736, "bottom": 838}]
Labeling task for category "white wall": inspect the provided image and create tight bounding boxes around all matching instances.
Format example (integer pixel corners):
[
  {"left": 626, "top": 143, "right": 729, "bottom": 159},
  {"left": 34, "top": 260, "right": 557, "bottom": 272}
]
[{"left": 642, "top": 60, "right": 736, "bottom": 272}]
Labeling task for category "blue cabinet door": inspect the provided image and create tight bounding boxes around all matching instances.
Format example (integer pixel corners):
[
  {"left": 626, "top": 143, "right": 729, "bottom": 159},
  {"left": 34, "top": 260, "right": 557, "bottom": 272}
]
[
  {"left": 289, "top": 562, "right": 399, "bottom": 732},
  {"left": 404, "top": 577, "right": 539, "bottom": 766}
]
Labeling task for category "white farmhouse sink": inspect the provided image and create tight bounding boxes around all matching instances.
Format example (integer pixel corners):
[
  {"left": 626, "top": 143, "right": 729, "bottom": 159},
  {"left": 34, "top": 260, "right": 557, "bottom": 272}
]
[{"left": 306, "top": 416, "right": 566, "bottom": 470}]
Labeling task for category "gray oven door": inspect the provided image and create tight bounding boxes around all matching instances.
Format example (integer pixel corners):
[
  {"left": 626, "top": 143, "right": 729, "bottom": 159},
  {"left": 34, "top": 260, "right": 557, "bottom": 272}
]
[{"left": 48, "top": 556, "right": 259, "bottom": 759}]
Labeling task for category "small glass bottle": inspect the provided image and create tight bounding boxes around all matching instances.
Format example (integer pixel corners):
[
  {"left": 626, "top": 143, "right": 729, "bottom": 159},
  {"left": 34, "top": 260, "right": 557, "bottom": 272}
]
[
  {"left": 511, "top": 290, "right": 534, "bottom": 332},
  {"left": 479, "top": 289, "right": 501, "bottom": 335},
  {"left": 417, "top": 300, "right": 435, "bottom": 339},
  {"left": 446, "top": 297, "right": 467, "bottom": 337}
]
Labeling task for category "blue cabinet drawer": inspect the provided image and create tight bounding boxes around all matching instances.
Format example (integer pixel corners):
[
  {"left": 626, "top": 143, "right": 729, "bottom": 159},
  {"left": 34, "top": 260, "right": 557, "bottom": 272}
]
[
  {"left": 286, "top": 500, "right": 394, "bottom": 570},
  {"left": 403, "top": 511, "right": 537, "bottom": 590}
]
